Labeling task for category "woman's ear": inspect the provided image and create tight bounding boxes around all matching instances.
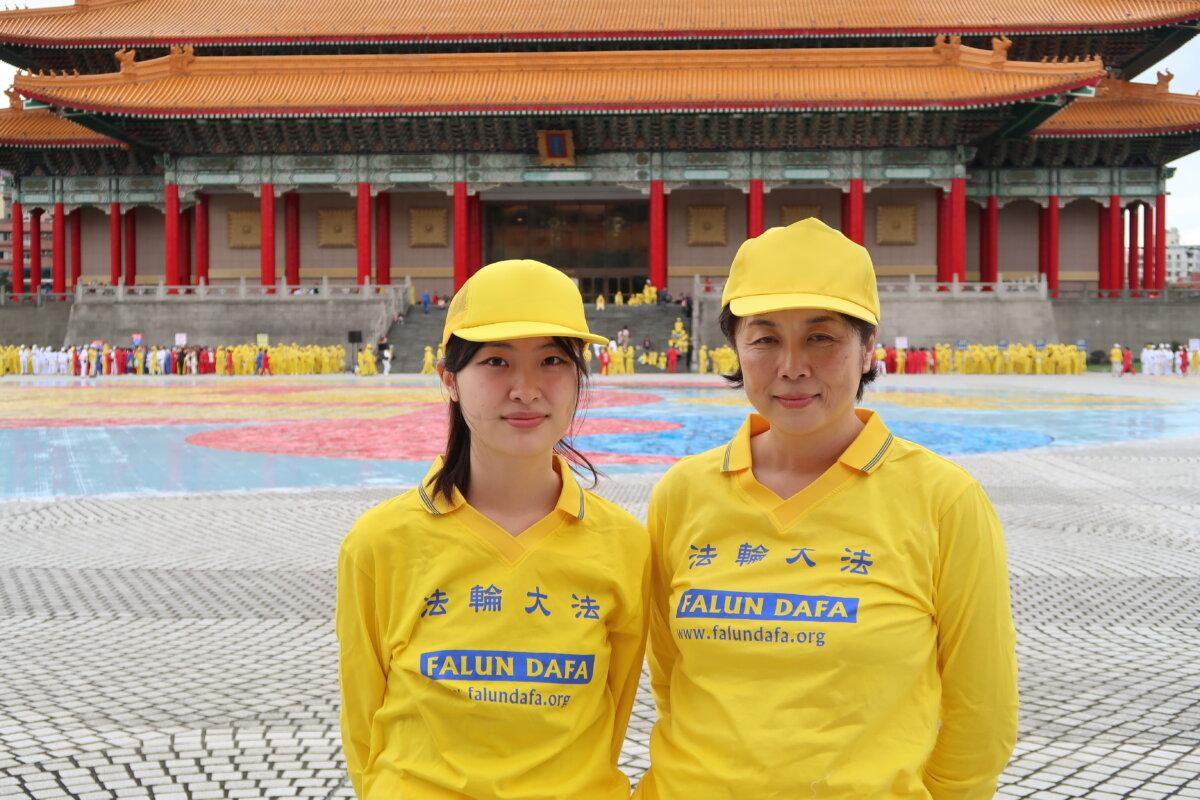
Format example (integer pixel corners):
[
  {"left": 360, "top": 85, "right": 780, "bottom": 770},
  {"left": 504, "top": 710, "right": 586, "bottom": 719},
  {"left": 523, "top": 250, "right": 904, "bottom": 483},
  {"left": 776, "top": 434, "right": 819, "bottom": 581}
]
[
  {"left": 862, "top": 333, "right": 877, "bottom": 375},
  {"left": 437, "top": 362, "right": 458, "bottom": 403}
]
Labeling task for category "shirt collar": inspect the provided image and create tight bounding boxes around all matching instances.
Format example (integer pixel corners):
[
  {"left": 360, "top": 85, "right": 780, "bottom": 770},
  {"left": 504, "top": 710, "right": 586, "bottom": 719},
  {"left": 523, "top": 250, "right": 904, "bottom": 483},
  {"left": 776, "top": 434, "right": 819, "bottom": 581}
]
[
  {"left": 417, "top": 453, "right": 586, "bottom": 520},
  {"left": 721, "top": 408, "right": 895, "bottom": 476}
]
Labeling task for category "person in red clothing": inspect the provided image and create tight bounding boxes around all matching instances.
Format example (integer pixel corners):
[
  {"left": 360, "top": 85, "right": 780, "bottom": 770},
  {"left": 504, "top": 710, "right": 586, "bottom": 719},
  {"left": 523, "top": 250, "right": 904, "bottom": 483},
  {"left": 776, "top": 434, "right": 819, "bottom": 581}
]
[
  {"left": 1122, "top": 347, "right": 1134, "bottom": 376},
  {"left": 260, "top": 348, "right": 272, "bottom": 375},
  {"left": 666, "top": 345, "right": 679, "bottom": 373}
]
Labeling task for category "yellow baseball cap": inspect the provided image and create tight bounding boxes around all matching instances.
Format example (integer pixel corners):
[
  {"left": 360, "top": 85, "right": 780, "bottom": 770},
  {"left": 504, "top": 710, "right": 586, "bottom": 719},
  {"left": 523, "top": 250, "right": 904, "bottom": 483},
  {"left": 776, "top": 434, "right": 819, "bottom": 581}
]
[
  {"left": 721, "top": 217, "right": 880, "bottom": 325},
  {"left": 441, "top": 259, "right": 609, "bottom": 348}
]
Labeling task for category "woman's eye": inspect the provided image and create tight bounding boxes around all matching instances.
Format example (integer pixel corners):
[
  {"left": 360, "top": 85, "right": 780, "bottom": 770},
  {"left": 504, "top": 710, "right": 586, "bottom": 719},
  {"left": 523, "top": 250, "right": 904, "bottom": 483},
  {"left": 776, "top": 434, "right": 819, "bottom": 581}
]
[
  {"left": 752, "top": 337, "right": 775, "bottom": 345},
  {"left": 543, "top": 356, "right": 567, "bottom": 366},
  {"left": 810, "top": 334, "right": 834, "bottom": 343},
  {"left": 481, "top": 357, "right": 506, "bottom": 367}
]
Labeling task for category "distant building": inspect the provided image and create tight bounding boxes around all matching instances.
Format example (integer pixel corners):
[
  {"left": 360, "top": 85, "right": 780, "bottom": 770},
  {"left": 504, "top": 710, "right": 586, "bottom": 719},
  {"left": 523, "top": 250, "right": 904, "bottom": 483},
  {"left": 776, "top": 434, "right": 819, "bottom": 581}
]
[
  {"left": 1163, "top": 228, "right": 1200, "bottom": 286},
  {"left": 0, "top": 1, "right": 1198, "bottom": 300}
]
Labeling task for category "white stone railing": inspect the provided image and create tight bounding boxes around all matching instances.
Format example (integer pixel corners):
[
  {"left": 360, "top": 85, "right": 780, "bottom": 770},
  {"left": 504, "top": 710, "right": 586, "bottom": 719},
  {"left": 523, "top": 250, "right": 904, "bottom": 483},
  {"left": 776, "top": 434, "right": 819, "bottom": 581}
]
[
  {"left": 877, "top": 274, "right": 1048, "bottom": 298},
  {"left": 64, "top": 277, "right": 411, "bottom": 305},
  {"left": 694, "top": 274, "right": 1051, "bottom": 301}
]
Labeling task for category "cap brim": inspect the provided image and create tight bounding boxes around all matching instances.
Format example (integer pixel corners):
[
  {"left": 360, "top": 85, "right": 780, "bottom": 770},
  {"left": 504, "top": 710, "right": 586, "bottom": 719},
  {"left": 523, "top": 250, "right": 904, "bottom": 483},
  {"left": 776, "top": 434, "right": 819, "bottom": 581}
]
[
  {"left": 729, "top": 293, "right": 879, "bottom": 325},
  {"left": 449, "top": 320, "right": 609, "bottom": 347}
]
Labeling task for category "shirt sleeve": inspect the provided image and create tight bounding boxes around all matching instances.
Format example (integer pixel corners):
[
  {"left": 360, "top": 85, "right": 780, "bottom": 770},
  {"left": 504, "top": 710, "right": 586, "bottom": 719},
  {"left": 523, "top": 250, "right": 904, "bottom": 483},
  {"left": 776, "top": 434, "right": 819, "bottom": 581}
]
[
  {"left": 644, "top": 482, "right": 679, "bottom": 720},
  {"left": 924, "top": 481, "right": 1019, "bottom": 800},
  {"left": 336, "top": 542, "right": 388, "bottom": 799},
  {"left": 605, "top": 533, "right": 652, "bottom": 764}
]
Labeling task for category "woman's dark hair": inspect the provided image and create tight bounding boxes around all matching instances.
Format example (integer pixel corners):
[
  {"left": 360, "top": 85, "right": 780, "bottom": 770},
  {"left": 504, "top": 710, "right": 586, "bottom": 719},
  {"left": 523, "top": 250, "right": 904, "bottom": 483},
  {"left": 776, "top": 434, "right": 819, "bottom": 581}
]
[
  {"left": 717, "top": 305, "right": 879, "bottom": 401},
  {"left": 428, "top": 334, "right": 599, "bottom": 503}
]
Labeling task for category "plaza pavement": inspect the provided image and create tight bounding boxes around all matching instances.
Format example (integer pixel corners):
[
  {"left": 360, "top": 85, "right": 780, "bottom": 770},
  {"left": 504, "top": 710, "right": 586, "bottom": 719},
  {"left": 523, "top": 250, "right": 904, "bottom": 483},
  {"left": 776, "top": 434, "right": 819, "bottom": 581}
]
[{"left": 1, "top": 373, "right": 1198, "bottom": 799}]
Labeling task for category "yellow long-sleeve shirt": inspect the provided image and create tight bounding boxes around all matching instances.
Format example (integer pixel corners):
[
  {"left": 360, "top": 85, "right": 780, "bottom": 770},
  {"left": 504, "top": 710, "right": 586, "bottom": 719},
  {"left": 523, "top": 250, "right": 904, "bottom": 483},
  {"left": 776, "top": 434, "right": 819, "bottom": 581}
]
[
  {"left": 636, "top": 410, "right": 1018, "bottom": 800},
  {"left": 337, "top": 455, "right": 650, "bottom": 799}
]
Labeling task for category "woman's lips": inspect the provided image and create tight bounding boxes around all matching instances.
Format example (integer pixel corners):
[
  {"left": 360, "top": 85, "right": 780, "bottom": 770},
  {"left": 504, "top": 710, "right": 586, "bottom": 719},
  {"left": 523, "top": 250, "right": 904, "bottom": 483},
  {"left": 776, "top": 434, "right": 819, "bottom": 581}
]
[
  {"left": 774, "top": 394, "right": 817, "bottom": 409},
  {"left": 502, "top": 413, "right": 548, "bottom": 429}
]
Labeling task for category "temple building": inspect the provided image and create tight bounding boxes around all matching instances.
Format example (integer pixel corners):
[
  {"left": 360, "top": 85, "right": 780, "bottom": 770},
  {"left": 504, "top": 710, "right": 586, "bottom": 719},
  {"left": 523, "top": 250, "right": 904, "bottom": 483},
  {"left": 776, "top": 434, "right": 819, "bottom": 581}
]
[{"left": 0, "top": 0, "right": 1198, "bottom": 300}]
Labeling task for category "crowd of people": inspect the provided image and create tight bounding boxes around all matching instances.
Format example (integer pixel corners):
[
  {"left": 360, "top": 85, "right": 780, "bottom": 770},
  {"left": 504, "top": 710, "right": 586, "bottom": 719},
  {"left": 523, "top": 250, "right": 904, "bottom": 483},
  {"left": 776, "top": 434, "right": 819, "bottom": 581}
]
[
  {"left": 0, "top": 342, "right": 348, "bottom": 377},
  {"left": 1119, "top": 343, "right": 1194, "bottom": 376},
  {"left": 4, "top": 335, "right": 1194, "bottom": 380},
  {"left": 876, "top": 342, "right": 1087, "bottom": 376}
]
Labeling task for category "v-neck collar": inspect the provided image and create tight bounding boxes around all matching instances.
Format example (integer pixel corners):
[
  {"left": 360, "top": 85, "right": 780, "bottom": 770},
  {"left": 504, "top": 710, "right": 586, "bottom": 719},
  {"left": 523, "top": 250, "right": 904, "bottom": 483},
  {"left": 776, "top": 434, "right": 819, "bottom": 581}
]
[
  {"left": 415, "top": 453, "right": 586, "bottom": 563},
  {"left": 721, "top": 409, "right": 895, "bottom": 528}
]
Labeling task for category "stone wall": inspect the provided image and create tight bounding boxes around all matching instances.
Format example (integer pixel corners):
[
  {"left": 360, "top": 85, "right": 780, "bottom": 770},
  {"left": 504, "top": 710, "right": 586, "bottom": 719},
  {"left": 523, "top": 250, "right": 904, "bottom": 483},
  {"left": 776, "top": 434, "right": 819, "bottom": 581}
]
[
  {"left": 1052, "top": 298, "right": 1200, "bottom": 348},
  {"left": 0, "top": 301, "right": 72, "bottom": 346},
  {"left": 693, "top": 286, "right": 1058, "bottom": 350},
  {"left": 63, "top": 297, "right": 391, "bottom": 353}
]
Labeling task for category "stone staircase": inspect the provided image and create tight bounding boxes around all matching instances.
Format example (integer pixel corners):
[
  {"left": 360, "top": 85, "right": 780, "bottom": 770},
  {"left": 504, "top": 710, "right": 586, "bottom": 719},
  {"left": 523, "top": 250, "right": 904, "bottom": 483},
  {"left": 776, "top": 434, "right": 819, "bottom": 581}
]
[
  {"left": 383, "top": 302, "right": 694, "bottom": 373},
  {"left": 382, "top": 304, "right": 449, "bottom": 373}
]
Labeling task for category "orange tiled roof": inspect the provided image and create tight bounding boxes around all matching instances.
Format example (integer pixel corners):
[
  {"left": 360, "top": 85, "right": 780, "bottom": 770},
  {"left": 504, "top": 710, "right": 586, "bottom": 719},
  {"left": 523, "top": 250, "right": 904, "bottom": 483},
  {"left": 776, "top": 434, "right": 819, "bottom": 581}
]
[
  {"left": 12, "top": 42, "right": 1106, "bottom": 117},
  {"left": 1034, "top": 76, "right": 1200, "bottom": 137},
  {"left": 0, "top": 0, "right": 1196, "bottom": 43},
  {"left": 0, "top": 101, "right": 121, "bottom": 147}
]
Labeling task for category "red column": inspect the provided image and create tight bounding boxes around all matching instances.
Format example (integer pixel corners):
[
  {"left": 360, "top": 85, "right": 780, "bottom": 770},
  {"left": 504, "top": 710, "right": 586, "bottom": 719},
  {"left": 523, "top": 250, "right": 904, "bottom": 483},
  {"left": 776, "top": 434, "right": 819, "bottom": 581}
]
[
  {"left": 69, "top": 208, "right": 82, "bottom": 289},
  {"left": 10, "top": 202, "right": 23, "bottom": 296},
  {"left": 649, "top": 179, "right": 667, "bottom": 289},
  {"left": 356, "top": 182, "right": 371, "bottom": 286},
  {"left": 1038, "top": 205, "right": 1048, "bottom": 279},
  {"left": 980, "top": 195, "right": 999, "bottom": 284},
  {"left": 847, "top": 178, "right": 865, "bottom": 246},
  {"left": 453, "top": 181, "right": 468, "bottom": 291},
  {"left": 1047, "top": 196, "right": 1060, "bottom": 298},
  {"left": 1155, "top": 193, "right": 1166, "bottom": 291},
  {"left": 747, "top": 179, "right": 764, "bottom": 239},
  {"left": 949, "top": 177, "right": 966, "bottom": 282},
  {"left": 1097, "top": 203, "right": 1109, "bottom": 293},
  {"left": 29, "top": 208, "right": 42, "bottom": 293},
  {"left": 164, "top": 184, "right": 180, "bottom": 289},
  {"left": 51, "top": 202, "right": 65, "bottom": 295},
  {"left": 260, "top": 184, "right": 276, "bottom": 288},
  {"left": 123, "top": 207, "right": 137, "bottom": 287},
  {"left": 472, "top": 194, "right": 484, "bottom": 272},
  {"left": 284, "top": 191, "right": 299, "bottom": 287},
  {"left": 1142, "top": 202, "right": 1155, "bottom": 294},
  {"left": 108, "top": 204, "right": 121, "bottom": 286},
  {"left": 466, "top": 193, "right": 480, "bottom": 276},
  {"left": 195, "top": 193, "right": 209, "bottom": 285},
  {"left": 1107, "top": 195, "right": 1121, "bottom": 296},
  {"left": 1126, "top": 204, "right": 1140, "bottom": 297},
  {"left": 179, "top": 206, "right": 193, "bottom": 287},
  {"left": 375, "top": 191, "right": 391, "bottom": 285},
  {"left": 936, "top": 190, "right": 948, "bottom": 283}
]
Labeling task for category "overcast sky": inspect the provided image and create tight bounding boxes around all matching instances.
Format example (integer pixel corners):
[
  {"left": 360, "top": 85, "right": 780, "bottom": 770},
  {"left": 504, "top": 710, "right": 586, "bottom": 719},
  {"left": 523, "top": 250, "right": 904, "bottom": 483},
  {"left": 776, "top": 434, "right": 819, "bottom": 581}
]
[{"left": 0, "top": 1, "right": 1197, "bottom": 244}]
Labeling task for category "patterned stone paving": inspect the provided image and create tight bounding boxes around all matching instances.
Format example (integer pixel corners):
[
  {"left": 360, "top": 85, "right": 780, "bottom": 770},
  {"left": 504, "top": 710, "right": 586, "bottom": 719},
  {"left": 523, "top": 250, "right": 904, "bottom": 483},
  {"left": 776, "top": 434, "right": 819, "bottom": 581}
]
[{"left": 1, "top": 374, "right": 1199, "bottom": 798}]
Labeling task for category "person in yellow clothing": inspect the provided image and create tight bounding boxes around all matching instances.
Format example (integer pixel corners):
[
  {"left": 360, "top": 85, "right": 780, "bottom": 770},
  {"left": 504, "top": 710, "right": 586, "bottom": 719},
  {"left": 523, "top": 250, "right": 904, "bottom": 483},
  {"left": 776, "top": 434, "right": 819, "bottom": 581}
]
[
  {"left": 637, "top": 219, "right": 1017, "bottom": 800},
  {"left": 337, "top": 259, "right": 650, "bottom": 800},
  {"left": 420, "top": 345, "right": 436, "bottom": 375}
]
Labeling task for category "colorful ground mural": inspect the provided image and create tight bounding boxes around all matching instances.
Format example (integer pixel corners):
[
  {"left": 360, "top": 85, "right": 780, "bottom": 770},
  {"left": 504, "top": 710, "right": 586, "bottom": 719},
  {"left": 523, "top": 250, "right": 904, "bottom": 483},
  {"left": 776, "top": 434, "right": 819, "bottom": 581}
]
[{"left": 2, "top": 375, "right": 1198, "bottom": 499}]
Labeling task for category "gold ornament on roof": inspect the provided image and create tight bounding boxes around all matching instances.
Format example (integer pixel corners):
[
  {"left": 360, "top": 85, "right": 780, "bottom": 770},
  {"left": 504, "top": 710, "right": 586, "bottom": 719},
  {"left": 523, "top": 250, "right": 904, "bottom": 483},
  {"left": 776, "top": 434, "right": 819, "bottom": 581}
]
[
  {"left": 933, "top": 34, "right": 962, "bottom": 64},
  {"left": 1155, "top": 70, "right": 1173, "bottom": 93},
  {"left": 168, "top": 44, "right": 195, "bottom": 75},
  {"left": 114, "top": 48, "right": 137, "bottom": 79},
  {"left": 990, "top": 36, "right": 1012, "bottom": 65}
]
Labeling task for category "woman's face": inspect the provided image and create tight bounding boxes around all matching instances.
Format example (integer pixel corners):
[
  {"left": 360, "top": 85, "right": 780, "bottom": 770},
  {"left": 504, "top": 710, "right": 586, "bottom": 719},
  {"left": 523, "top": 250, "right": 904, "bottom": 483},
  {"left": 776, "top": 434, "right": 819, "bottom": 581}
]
[
  {"left": 441, "top": 337, "right": 580, "bottom": 460},
  {"left": 734, "top": 308, "right": 874, "bottom": 438}
]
